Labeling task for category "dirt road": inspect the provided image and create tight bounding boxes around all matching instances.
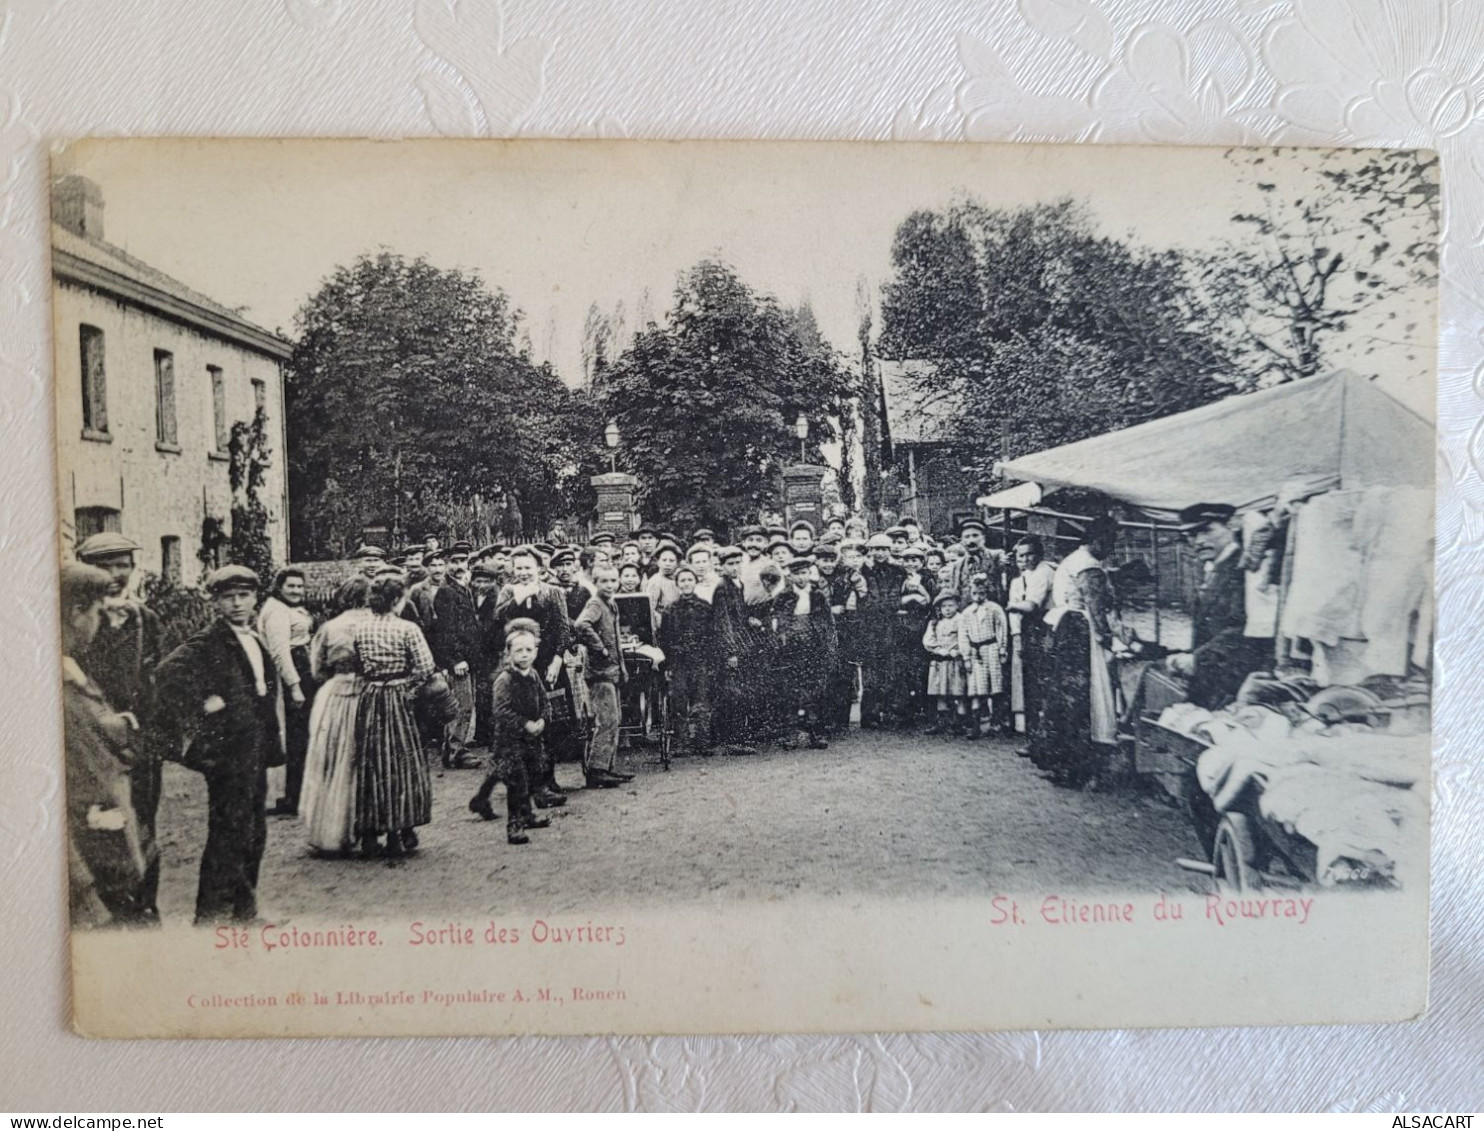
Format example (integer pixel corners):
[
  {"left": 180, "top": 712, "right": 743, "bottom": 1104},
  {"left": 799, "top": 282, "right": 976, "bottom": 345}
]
[{"left": 152, "top": 727, "right": 1209, "bottom": 923}]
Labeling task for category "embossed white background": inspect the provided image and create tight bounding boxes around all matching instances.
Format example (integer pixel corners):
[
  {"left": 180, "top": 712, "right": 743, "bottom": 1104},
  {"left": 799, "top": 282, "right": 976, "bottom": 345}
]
[{"left": 2, "top": 0, "right": 1481, "bottom": 1111}]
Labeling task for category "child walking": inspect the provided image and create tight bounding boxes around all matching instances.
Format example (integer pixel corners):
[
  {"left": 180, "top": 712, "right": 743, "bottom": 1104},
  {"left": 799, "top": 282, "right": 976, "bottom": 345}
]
[
  {"left": 958, "top": 573, "right": 1010, "bottom": 739},
  {"left": 922, "top": 590, "right": 967, "bottom": 734},
  {"left": 468, "top": 618, "right": 553, "bottom": 845}
]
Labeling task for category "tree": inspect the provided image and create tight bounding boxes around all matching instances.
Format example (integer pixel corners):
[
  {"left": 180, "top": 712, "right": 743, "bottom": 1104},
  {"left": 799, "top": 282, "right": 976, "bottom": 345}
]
[
  {"left": 1200, "top": 148, "right": 1439, "bottom": 386},
  {"left": 228, "top": 404, "right": 275, "bottom": 580},
  {"left": 592, "top": 260, "right": 853, "bottom": 531},
  {"left": 879, "top": 198, "right": 1232, "bottom": 482},
  {"left": 286, "top": 252, "right": 576, "bottom": 557}
]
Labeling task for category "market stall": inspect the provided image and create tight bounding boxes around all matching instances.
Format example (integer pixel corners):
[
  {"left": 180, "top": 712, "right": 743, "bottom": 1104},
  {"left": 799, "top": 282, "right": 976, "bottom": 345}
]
[{"left": 990, "top": 370, "right": 1434, "bottom": 892}]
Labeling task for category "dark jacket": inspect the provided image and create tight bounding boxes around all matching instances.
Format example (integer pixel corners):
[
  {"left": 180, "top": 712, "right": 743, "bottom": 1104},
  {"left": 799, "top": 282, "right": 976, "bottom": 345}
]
[
  {"left": 430, "top": 580, "right": 483, "bottom": 673},
  {"left": 490, "top": 664, "right": 550, "bottom": 755},
  {"left": 493, "top": 583, "right": 573, "bottom": 673},
  {"left": 77, "top": 601, "right": 163, "bottom": 724},
  {"left": 156, "top": 618, "right": 282, "bottom": 776},
  {"left": 1189, "top": 550, "right": 1263, "bottom": 709},
  {"left": 767, "top": 582, "right": 839, "bottom": 690},
  {"left": 658, "top": 593, "right": 717, "bottom": 668}
]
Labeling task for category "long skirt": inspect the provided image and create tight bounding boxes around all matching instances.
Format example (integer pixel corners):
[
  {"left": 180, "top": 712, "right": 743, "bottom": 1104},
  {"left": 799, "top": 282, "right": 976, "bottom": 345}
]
[
  {"left": 355, "top": 680, "right": 433, "bottom": 835},
  {"left": 300, "top": 673, "right": 361, "bottom": 852},
  {"left": 963, "top": 642, "right": 1004, "bottom": 698},
  {"left": 1036, "top": 609, "right": 1118, "bottom": 787}
]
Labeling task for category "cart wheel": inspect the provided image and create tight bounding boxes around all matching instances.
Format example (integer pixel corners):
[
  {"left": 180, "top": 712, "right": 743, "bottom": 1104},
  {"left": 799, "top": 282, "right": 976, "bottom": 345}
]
[
  {"left": 1212, "top": 813, "right": 1263, "bottom": 894},
  {"left": 656, "top": 688, "right": 671, "bottom": 771}
]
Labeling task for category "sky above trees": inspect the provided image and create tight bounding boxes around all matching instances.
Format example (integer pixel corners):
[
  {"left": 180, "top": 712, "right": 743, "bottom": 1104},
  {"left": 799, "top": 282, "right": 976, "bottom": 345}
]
[{"left": 57, "top": 138, "right": 1437, "bottom": 417}]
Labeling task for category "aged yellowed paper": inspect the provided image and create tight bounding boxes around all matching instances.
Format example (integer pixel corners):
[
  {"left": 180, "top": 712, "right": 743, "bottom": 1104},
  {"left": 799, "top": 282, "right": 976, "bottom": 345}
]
[{"left": 54, "top": 138, "right": 1434, "bottom": 1037}]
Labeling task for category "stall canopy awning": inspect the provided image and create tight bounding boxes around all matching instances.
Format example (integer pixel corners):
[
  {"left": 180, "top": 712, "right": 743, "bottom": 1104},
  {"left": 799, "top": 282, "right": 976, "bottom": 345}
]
[
  {"left": 976, "top": 481, "right": 1043, "bottom": 511},
  {"left": 995, "top": 370, "right": 1433, "bottom": 519}
]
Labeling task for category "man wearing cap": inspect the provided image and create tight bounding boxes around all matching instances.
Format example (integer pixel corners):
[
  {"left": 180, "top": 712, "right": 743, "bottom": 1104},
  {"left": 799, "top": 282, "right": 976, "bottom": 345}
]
[
  {"left": 884, "top": 526, "right": 910, "bottom": 561},
  {"left": 573, "top": 565, "right": 633, "bottom": 788},
  {"left": 945, "top": 519, "right": 1001, "bottom": 607},
  {"left": 767, "top": 555, "right": 837, "bottom": 749},
  {"left": 691, "top": 528, "right": 718, "bottom": 550},
  {"left": 1165, "top": 503, "right": 1268, "bottom": 710},
  {"left": 430, "top": 541, "right": 481, "bottom": 767},
  {"left": 858, "top": 533, "right": 907, "bottom": 728},
  {"left": 657, "top": 564, "right": 718, "bottom": 756},
  {"left": 258, "top": 567, "right": 316, "bottom": 817},
  {"left": 493, "top": 547, "right": 574, "bottom": 804},
  {"left": 708, "top": 545, "right": 763, "bottom": 751},
  {"left": 634, "top": 526, "right": 660, "bottom": 574},
  {"left": 736, "top": 525, "right": 770, "bottom": 603},
  {"left": 354, "top": 544, "right": 387, "bottom": 578},
  {"left": 815, "top": 541, "right": 864, "bottom": 733},
  {"left": 156, "top": 566, "right": 282, "bottom": 925},
  {"left": 73, "top": 532, "right": 165, "bottom": 923},
  {"left": 895, "top": 544, "right": 934, "bottom": 722},
  {"left": 404, "top": 548, "right": 444, "bottom": 631}
]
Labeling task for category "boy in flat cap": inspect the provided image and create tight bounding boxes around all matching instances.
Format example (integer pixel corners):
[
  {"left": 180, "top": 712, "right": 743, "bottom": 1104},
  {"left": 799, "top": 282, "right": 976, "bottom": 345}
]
[
  {"left": 156, "top": 566, "right": 281, "bottom": 925},
  {"left": 766, "top": 556, "right": 837, "bottom": 749},
  {"left": 657, "top": 565, "right": 718, "bottom": 756}
]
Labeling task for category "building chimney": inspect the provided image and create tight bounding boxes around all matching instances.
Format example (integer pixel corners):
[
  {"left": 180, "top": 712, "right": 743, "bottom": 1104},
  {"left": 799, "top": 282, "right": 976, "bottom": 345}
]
[{"left": 52, "top": 174, "right": 104, "bottom": 240}]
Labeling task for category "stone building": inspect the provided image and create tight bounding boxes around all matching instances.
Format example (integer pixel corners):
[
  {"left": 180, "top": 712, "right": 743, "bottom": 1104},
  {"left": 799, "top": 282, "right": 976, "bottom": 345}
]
[{"left": 52, "top": 175, "right": 293, "bottom": 586}]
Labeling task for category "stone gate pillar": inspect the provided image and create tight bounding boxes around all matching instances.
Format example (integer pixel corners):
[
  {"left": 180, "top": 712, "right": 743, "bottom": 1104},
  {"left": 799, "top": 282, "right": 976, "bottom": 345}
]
[
  {"left": 590, "top": 472, "right": 639, "bottom": 539},
  {"left": 781, "top": 463, "right": 826, "bottom": 531}
]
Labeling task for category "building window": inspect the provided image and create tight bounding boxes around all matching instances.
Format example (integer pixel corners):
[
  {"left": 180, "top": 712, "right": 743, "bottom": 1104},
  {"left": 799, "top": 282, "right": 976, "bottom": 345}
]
[
  {"left": 160, "top": 536, "right": 182, "bottom": 584},
  {"left": 74, "top": 506, "right": 121, "bottom": 541},
  {"left": 209, "top": 365, "right": 228, "bottom": 453},
  {"left": 252, "top": 377, "right": 266, "bottom": 413},
  {"left": 154, "top": 349, "right": 178, "bottom": 449},
  {"left": 79, "top": 325, "right": 108, "bottom": 437}
]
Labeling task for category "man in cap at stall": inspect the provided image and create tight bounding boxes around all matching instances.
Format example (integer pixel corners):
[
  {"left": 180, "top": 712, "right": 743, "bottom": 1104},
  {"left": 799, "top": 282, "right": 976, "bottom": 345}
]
[
  {"left": 1164, "top": 503, "right": 1269, "bottom": 710},
  {"left": 156, "top": 565, "right": 281, "bottom": 925},
  {"left": 74, "top": 532, "right": 166, "bottom": 923}
]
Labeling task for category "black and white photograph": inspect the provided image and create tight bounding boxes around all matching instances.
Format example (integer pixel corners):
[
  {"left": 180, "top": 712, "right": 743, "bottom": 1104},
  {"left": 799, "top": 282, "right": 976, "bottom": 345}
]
[{"left": 52, "top": 138, "right": 1436, "bottom": 1037}]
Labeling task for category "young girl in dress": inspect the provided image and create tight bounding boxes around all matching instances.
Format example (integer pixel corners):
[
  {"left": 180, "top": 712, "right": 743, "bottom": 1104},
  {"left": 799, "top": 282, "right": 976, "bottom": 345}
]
[
  {"left": 958, "top": 573, "right": 1010, "bottom": 739},
  {"left": 922, "top": 590, "right": 967, "bottom": 734}
]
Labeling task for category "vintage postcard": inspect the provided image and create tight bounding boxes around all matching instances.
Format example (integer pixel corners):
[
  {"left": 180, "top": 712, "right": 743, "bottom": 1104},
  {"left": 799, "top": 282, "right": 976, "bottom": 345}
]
[{"left": 53, "top": 138, "right": 1435, "bottom": 1037}]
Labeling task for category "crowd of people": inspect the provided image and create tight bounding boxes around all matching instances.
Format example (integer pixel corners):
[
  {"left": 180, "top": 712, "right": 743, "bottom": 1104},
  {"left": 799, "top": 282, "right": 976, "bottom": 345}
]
[{"left": 61, "top": 501, "right": 1259, "bottom": 929}]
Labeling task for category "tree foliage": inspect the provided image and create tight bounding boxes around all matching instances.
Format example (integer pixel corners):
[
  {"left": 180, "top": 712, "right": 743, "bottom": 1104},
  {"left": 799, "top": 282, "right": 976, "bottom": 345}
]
[
  {"left": 1199, "top": 148, "right": 1439, "bottom": 386},
  {"left": 286, "top": 252, "right": 577, "bottom": 557},
  {"left": 227, "top": 404, "right": 275, "bottom": 580},
  {"left": 593, "top": 260, "right": 854, "bottom": 531},
  {"left": 879, "top": 199, "right": 1232, "bottom": 479}
]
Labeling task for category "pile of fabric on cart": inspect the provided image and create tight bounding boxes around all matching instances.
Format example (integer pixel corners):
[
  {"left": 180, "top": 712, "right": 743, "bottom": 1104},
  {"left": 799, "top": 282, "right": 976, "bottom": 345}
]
[{"left": 1157, "top": 675, "right": 1428, "bottom": 889}]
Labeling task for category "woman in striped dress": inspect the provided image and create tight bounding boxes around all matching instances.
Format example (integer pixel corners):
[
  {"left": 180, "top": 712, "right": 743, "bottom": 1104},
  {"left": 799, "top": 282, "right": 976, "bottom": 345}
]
[
  {"left": 351, "top": 573, "right": 436, "bottom": 859},
  {"left": 300, "top": 575, "right": 370, "bottom": 855}
]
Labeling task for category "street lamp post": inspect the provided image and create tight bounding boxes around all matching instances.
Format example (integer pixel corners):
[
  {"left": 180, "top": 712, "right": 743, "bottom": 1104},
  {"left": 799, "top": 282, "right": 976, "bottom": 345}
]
[
  {"left": 604, "top": 418, "right": 620, "bottom": 473},
  {"left": 592, "top": 419, "right": 638, "bottom": 539},
  {"left": 794, "top": 413, "right": 809, "bottom": 464}
]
